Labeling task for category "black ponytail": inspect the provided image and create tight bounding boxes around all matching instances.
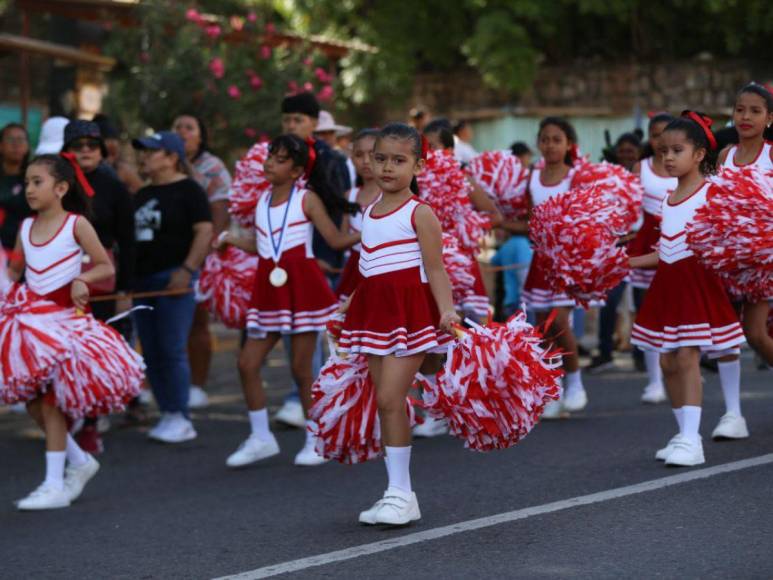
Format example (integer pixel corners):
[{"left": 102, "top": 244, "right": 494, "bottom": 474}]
[{"left": 29, "top": 154, "right": 92, "bottom": 219}]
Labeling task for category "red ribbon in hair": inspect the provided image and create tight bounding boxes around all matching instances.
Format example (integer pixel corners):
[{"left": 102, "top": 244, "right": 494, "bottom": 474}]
[
  {"left": 304, "top": 137, "right": 317, "bottom": 179},
  {"left": 59, "top": 152, "right": 95, "bottom": 197},
  {"left": 420, "top": 134, "right": 429, "bottom": 161},
  {"left": 682, "top": 111, "right": 718, "bottom": 151}
]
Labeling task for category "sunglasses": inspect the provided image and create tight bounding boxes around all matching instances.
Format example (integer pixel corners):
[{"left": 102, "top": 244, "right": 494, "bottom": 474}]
[{"left": 69, "top": 139, "right": 101, "bottom": 152}]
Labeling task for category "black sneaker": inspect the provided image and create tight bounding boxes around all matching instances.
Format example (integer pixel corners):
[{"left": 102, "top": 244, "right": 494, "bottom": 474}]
[{"left": 585, "top": 354, "right": 615, "bottom": 374}]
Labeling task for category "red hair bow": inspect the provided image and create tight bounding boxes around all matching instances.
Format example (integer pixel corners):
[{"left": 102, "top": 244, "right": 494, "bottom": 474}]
[
  {"left": 682, "top": 111, "right": 718, "bottom": 151},
  {"left": 420, "top": 134, "right": 429, "bottom": 161},
  {"left": 304, "top": 137, "right": 317, "bottom": 179},
  {"left": 59, "top": 152, "right": 95, "bottom": 197}
]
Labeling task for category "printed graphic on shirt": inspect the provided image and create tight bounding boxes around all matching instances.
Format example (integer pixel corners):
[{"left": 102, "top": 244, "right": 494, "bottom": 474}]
[{"left": 135, "top": 199, "right": 162, "bottom": 242}]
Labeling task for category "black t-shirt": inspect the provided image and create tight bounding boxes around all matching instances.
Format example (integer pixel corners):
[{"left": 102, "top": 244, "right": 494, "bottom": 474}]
[
  {"left": 133, "top": 178, "right": 212, "bottom": 278},
  {"left": 86, "top": 164, "right": 136, "bottom": 291},
  {"left": 0, "top": 172, "right": 31, "bottom": 250}
]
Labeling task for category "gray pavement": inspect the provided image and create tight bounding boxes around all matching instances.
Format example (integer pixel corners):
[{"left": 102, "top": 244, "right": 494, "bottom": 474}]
[{"left": 1, "top": 330, "right": 772, "bottom": 579}]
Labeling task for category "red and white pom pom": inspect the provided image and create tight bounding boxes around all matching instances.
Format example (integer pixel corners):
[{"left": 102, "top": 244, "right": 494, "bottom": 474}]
[
  {"left": 570, "top": 160, "right": 644, "bottom": 232},
  {"left": 0, "top": 285, "right": 72, "bottom": 404},
  {"left": 687, "top": 168, "right": 773, "bottom": 301},
  {"left": 51, "top": 314, "right": 144, "bottom": 418},
  {"left": 530, "top": 185, "right": 630, "bottom": 307},
  {"left": 466, "top": 150, "right": 529, "bottom": 219},
  {"left": 310, "top": 352, "right": 416, "bottom": 464},
  {"left": 442, "top": 233, "right": 475, "bottom": 306},
  {"left": 0, "top": 247, "right": 11, "bottom": 298},
  {"left": 197, "top": 246, "right": 258, "bottom": 328},
  {"left": 421, "top": 313, "right": 563, "bottom": 451}
]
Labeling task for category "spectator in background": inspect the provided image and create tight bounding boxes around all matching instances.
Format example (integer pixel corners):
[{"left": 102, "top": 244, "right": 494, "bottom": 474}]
[
  {"left": 132, "top": 132, "right": 213, "bottom": 444},
  {"left": 34, "top": 117, "right": 69, "bottom": 155},
  {"left": 314, "top": 111, "right": 356, "bottom": 187},
  {"left": 453, "top": 120, "right": 478, "bottom": 166},
  {"left": 510, "top": 142, "right": 533, "bottom": 167},
  {"left": 0, "top": 123, "right": 31, "bottom": 250},
  {"left": 172, "top": 113, "right": 232, "bottom": 409},
  {"left": 409, "top": 106, "right": 430, "bottom": 132},
  {"left": 613, "top": 132, "right": 642, "bottom": 171},
  {"left": 491, "top": 232, "right": 532, "bottom": 319},
  {"left": 93, "top": 114, "right": 145, "bottom": 194},
  {"left": 423, "top": 118, "right": 455, "bottom": 151}
]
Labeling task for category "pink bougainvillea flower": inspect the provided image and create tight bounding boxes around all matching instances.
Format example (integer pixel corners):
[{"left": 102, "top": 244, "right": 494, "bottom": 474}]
[
  {"left": 185, "top": 8, "right": 202, "bottom": 23},
  {"left": 247, "top": 12, "right": 257, "bottom": 23},
  {"left": 314, "top": 67, "right": 331, "bottom": 84},
  {"left": 244, "top": 127, "right": 257, "bottom": 138},
  {"left": 259, "top": 132, "right": 270, "bottom": 143},
  {"left": 303, "top": 57, "right": 313, "bottom": 67},
  {"left": 303, "top": 81, "right": 313, "bottom": 92},
  {"left": 205, "top": 25, "right": 222, "bottom": 38},
  {"left": 287, "top": 81, "right": 299, "bottom": 93},
  {"left": 317, "top": 85, "right": 334, "bottom": 101},
  {"left": 227, "top": 85, "right": 242, "bottom": 99},
  {"left": 209, "top": 57, "right": 225, "bottom": 79},
  {"left": 249, "top": 75, "right": 263, "bottom": 90},
  {"left": 260, "top": 45, "right": 272, "bottom": 60},
  {"left": 265, "top": 22, "right": 276, "bottom": 34}
]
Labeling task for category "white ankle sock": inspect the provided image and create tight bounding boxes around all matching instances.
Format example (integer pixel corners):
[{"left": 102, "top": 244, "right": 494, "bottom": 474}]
[
  {"left": 564, "top": 370, "right": 583, "bottom": 395},
  {"left": 644, "top": 350, "right": 662, "bottom": 386},
  {"left": 717, "top": 360, "right": 741, "bottom": 416},
  {"left": 248, "top": 409, "right": 272, "bottom": 440},
  {"left": 65, "top": 434, "right": 89, "bottom": 467},
  {"left": 672, "top": 407, "right": 685, "bottom": 433},
  {"left": 681, "top": 406, "right": 702, "bottom": 443},
  {"left": 44, "top": 451, "right": 66, "bottom": 490},
  {"left": 384, "top": 446, "right": 412, "bottom": 493}
]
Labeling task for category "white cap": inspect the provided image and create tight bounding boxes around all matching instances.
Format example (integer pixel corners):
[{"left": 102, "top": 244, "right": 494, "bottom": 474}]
[
  {"left": 35, "top": 116, "right": 70, "bottom": 155},
  {"left": 315, "top": 110, "right": 352, "bottom": 136}
]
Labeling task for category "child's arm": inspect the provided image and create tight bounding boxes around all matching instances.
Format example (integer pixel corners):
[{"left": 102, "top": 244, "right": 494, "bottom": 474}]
[
  {"left": 630, "top": 251, "right": 658, "bottom": 269},
  {"left": 467, "top": 178, "right": 503, "bottom": 228},
  {"left": 7, "top": 233, "right": 25, "bottom": 282},
  {"left": 304, "top": 191, "right": 360, "bottom": 250},
  {"left": 215, "top": 231, "right": 257, "bottom": 254},
  {"left": 73, "top": 217, "right": 115, "bottom": 309},
  {"left": 414, "top": 204, "right": 461, "bottom": 332}
]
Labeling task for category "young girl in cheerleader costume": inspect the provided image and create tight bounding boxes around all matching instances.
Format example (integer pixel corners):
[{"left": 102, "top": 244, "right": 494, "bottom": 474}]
[
  {"left": 520, "top": 118, "right": 587, "bottom": 418},
  {"left": 629, "top": 113, "right": 678, "bottom": 405},
  {"left": 216, "top": 135, "right": 359, "bottom": 468},
  {"left": 336, "top": 129, "right": 381, "bottom": 302},
  {"left": 631, "top": 112, "right": 746, "bottom": 467},
  {"left": 337, "top": 123, "right": 459, "bottom": 525},
  {"left": 6, "top": 154, "right": 115, "bottom": 510}
]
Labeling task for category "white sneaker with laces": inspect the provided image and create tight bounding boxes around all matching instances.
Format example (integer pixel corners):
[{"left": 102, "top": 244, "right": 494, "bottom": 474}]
[
  {"left": 373, "top": 487, "right": 421, "bottom": 525},
  {"left": 359, "top": 491, "right": 389, "bottom": 525},
  {"left": 641, "top": 383, "right": 668, "bottom": 404},
  {"left": 541, "top": 399, "right": 564, "bottom": 420},
  {"left": 562, "top": 388, "right": 588, "bottom": 412},
  {"left": 151, "top": 413, "right": 197, "bottom": 444},
  {"left": 188, "top": 386, "right": 210, "bottom": 409},
  {"left": 226, "top": 434, "right": 280, "bottom": 468},
  {"left": 711, "top": 412, "right": 749, "bottom": 440},
  {"left": 147, "top": 413, "right": 171, "bottom": 440},
  {"left": 293, "top": 439, "right": 328, "bottom": 466},
  {"left": 17, "top": 483, "right": 71, "bottom": 511},
  {"left": 665, "top": 437, "right": 705, "bottom": 467},
  {"left": 412, "top": 416, "right": 448, "bottom": 438},
  {"left": 64, "top": 455, "right": 100, "bottom": 502},
  {"left": 274, "top": 400, "right": 306, "bottom": 429},
  {"left": 655, "top": 433, "right": 684, "bottom": 461}
]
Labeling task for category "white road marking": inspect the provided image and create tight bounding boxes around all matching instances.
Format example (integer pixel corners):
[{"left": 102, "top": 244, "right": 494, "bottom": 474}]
[{"left": 214, "top": 453, "right": 773, "bottom": 580}]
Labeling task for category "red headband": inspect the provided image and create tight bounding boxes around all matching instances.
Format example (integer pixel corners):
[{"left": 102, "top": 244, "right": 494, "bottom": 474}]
[
  {"left": 682, "top": 111, "right": 717, "bottom": 151},
  {"left": 304, "top": 137, "right": 317, "bottom": 180},
  {"left": 420, "top": 134, "right": 429, "bottom": 161},
  {"left": 59, "top": 152, "right": 95, "bottom": 197}
]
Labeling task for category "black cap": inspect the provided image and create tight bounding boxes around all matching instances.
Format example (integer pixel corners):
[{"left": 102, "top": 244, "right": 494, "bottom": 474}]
[
  {"left": 281, "top": 92, "right": 320, "bottom": 118},
  {"left": 63, "top": 120, "right": 108, "bottom": 158}
]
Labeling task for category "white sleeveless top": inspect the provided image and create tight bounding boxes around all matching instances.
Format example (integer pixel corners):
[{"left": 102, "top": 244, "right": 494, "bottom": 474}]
[
  {"left": 254, "top": 188, "right": 313, "bottom": 260},
  {"left": 347, "top": 188, "right": 364, "bottom": 253},
  {"left": 640, "top": 158, "right": 678, "bottom": 216},
  {"left": 359, "top": 196, "right": 426, "bottom": 281},
  {"left": 21, "top": 213, "right": 83, "bottom": 296},
  {"left": 528, "top": 168, "right": 572, "bottom": 207},
  {"left": 658, "top": 183, "right": 710, "bottom": 264},
  {"left": 722, "top": 142, "right": 773, "bottom": 171}
]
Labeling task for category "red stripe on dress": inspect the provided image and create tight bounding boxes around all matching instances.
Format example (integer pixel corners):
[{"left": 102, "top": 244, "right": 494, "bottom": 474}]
[
  {"left": 25, "top": 249, "right": 80, "bottom": 274},
  {"left": 360, "top": 237, "right": 418, "bottom": 253}
]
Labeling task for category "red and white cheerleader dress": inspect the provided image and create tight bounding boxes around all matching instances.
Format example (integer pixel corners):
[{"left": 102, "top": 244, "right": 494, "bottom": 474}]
[
  {"left": 628, "top": 159, "right": 677, "bottom": 289},
  {"left": 335, "top": 188, "right": 373, "bottom": 301},
  {"left": 631, "top": 182, "right": 745, "bottom": 355},
  {"left": 338, "top": 196, "right": 453, "bottom": 356},
  {"left": 522, "top": 168, "right": 576, "bottom": 310},
  {"left": 246, "top": 188, "right": 337, "bottom": 338}
]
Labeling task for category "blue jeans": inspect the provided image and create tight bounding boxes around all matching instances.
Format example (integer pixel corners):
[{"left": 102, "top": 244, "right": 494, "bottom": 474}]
[{"left": 133, "top": 268, "right": 197, "bottom": 417}]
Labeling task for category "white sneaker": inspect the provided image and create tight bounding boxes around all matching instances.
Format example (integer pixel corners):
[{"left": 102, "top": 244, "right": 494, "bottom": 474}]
[
  {"left": 17, "top": 483, "right": 71, "bottom": 510},
  {"left": 64, "top": 455, "right": 100, "bottom": 502},
  {"left": 9, "top": 402, "right": 27, "bottom": 414},
  {"left": 412, "top": 416, "right": 448, "bottom": 438},
  {"left": 641, "top": 383, "right": 668, "bottom": 404},
  {"left": 293, "top": 439, "right": 328, "bottom": 466},
  {"left": 188, "top": 386, "right": 210, "bottom": 409},
  {"left": 96, "top": 416, "right": 111, "bottom": 434},
  {"left": 150, "top": 413, "right": 197, "bottom": 444},
  {"left": 562, "top": 388, "right": 588, "bottom": 412},
  {"left": 138, "top": 389, "right": 154, "bottom": 405},
  {"left": 274, "top": 400, "right": 306, "bottom": 429},
  {"left": 226, "top": 434, "right": 280, "bottom": 468},
  {"left": 655, "top": 433, "right": 684, "bottom": 461},
  {"left": 147, "top": 413, "right": 172, "bottom": 440},
  {"left": 711, "top": 412, "right": 749, "bottom": 440},
  {"left": 541, "top": 399, "right": 564, "bottom": 420},
  {"left": 373, "top": 487, "right": 421, "bottom": 525},
  {"left": 359, "top": 491, "right": 389, "bottom": 525},
  {"left": 665, "top": 437, "right": 705, "bottom": 467}
]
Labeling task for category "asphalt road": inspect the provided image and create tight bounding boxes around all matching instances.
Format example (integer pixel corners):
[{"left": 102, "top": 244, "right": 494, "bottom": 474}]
[{"left": 1, "top": 331, "right": 772, "bottom": 580}]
